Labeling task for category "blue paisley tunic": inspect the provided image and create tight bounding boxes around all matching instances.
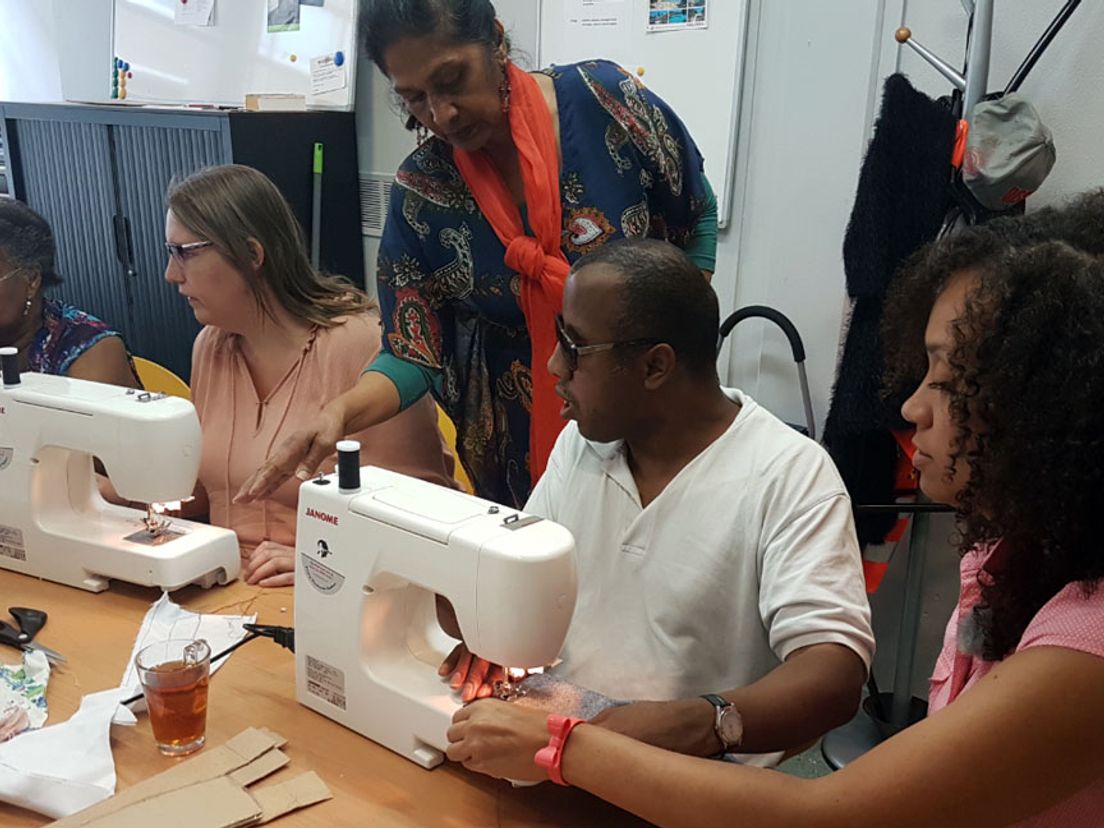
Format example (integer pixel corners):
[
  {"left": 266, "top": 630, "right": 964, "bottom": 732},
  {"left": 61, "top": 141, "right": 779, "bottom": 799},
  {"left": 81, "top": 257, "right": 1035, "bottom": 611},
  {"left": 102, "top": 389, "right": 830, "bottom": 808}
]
[
  {"left": 369, "top": 60, "right": 714, "bottom": 507},
  {"left": 26, "top": 297, "right": 136, "bottom": 379}
]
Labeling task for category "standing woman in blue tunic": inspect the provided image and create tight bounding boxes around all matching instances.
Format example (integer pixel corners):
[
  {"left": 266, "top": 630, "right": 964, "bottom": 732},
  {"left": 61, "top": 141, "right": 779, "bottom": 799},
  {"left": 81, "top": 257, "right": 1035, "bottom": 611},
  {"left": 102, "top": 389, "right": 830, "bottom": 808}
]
[{"left": 239, "top": 0, "right": 717, "bottom": 509}]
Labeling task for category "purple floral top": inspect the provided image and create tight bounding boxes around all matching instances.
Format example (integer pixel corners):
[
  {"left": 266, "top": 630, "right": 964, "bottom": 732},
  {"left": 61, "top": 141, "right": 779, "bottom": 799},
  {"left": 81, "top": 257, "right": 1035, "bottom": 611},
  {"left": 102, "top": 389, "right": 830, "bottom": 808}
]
[{"left": 27, "top": 297, "right": 134, "bottom": 378}]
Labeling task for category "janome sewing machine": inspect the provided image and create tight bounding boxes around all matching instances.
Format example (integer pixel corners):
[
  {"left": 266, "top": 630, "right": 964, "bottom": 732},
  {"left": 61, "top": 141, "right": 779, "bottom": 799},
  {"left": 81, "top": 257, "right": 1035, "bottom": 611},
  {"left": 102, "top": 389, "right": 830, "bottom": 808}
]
[
  {"left": 0, "top": 348, "right": 240, "bottom": 592},
  {"left": 294, "top": 444, "right": 577, "bottom": 768}
]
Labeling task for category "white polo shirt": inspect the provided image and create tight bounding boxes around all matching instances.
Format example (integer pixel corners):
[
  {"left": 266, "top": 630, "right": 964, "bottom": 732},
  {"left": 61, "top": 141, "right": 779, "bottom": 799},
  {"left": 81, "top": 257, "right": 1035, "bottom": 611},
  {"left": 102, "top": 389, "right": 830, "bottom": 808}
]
[{"left": 526, "top": 389, "right": 874, "bottom": 704}]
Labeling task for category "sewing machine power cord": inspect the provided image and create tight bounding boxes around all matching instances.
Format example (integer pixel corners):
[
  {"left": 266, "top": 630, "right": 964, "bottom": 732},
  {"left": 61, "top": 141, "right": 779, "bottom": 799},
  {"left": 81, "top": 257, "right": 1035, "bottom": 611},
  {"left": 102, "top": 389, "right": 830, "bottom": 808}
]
[{"left": 120, "top": 623, "right": 295, "bottom": 707}]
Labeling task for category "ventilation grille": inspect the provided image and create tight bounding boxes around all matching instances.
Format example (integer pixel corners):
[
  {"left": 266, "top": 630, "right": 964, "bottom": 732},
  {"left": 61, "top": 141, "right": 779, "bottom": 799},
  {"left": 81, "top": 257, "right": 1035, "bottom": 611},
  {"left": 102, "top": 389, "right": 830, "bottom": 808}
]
[{"left": 359, "top": 173, "right": 393, "bottom": 237}]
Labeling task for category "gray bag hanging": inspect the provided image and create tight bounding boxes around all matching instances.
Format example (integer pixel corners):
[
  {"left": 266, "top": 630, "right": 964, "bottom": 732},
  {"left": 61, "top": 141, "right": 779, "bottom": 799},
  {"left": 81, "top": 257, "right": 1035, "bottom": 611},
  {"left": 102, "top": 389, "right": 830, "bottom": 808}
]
[{"left": 962, "top": 94, "right": 1056, "bottom": 211}]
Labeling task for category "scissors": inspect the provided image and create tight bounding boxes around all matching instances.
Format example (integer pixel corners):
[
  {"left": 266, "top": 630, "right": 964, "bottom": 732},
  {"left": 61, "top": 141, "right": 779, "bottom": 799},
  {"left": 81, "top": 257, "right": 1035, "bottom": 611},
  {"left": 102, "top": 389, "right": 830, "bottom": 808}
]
[{"left": 0, "top": 607, "right": 66, "bottom": 666}]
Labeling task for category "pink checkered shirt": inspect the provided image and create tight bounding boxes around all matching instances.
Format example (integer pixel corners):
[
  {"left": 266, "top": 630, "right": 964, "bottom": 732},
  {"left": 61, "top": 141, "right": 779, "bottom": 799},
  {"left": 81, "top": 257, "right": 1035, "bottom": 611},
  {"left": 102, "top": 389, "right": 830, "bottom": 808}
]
[{"left": 928, "top": 545, "right": 1104, "bottom": 826}]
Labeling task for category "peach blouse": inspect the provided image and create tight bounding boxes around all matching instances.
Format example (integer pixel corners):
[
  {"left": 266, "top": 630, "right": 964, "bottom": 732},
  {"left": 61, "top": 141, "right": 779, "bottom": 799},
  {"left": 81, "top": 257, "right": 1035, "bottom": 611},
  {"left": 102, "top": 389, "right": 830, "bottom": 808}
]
[{"left": 191, "top": 312, "right": 455, "bottom": 553}]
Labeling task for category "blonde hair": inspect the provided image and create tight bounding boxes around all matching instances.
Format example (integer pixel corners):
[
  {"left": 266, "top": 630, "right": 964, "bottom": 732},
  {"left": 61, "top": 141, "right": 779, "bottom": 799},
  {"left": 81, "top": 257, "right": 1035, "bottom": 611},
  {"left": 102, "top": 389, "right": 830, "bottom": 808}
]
[{"left": 167, "top": 164, "right": 376, "bottom": 327}]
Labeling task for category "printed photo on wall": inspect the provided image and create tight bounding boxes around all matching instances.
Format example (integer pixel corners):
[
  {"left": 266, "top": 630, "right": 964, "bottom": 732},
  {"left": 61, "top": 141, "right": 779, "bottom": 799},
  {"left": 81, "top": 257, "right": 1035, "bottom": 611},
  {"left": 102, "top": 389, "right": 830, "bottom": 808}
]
[
  {"left": 647, "top": 0, "right": 708, "bottom": 32},
  {"left": 267, "top": 0, "right": 301, "bottom": 32}
]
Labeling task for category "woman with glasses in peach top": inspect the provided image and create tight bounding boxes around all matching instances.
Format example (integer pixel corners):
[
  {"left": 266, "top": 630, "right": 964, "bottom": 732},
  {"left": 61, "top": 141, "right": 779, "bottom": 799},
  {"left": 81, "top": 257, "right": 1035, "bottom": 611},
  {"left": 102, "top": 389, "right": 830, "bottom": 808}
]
[{"left": 165, "top": 164, "right": 456, "bottom": 587}]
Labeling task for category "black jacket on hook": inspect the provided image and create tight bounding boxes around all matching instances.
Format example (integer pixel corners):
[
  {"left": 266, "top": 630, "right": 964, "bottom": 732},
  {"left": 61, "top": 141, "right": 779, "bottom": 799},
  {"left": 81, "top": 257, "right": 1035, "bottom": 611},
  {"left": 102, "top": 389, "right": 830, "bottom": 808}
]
[{"left": 823, "top": 73, "right": 956, "bottom": 545}]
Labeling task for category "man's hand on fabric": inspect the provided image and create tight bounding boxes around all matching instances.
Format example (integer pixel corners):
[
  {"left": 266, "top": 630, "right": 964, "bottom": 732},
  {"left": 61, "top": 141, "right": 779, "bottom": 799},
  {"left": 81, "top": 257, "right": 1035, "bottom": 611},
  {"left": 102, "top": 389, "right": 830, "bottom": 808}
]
[{"left": 439, "top": 642, "right": 506, "bottom": 703}]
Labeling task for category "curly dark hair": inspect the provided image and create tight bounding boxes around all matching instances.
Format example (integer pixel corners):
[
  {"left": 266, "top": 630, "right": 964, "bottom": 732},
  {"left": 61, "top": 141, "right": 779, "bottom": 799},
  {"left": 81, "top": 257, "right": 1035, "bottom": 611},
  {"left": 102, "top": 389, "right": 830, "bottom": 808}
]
[{"left": 882, "top": 189, "right": 1104, "bottom": 660}]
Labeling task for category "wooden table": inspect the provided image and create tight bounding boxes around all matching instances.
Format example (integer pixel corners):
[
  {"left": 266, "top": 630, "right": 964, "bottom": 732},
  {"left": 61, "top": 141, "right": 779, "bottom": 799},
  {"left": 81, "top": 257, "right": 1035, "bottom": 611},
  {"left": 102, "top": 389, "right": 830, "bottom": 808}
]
[{"left": 0, "top": 571, "right": 648, "bottom": 827}]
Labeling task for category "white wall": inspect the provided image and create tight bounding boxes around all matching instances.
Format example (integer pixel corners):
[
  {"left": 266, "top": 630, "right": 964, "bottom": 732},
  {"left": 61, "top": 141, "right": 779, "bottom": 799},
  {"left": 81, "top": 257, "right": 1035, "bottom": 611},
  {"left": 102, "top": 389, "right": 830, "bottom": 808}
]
[
  {"left": 0, "top": 0, "right": 63, "bottom": 102},
  {"left": 724, "top": 0, "right": 1104, "bottom": 434},
  {"left": 718, "top": 0, "right": 890, "bottom": 436}
]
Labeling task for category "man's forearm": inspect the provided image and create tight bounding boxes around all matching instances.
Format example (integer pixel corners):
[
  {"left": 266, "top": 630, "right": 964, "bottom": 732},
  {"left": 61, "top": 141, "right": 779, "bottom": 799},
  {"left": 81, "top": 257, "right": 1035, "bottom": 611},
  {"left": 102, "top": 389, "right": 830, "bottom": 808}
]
[
  {"left": 726, "top": 643, "right": 866, "bottom": 753},
  {"left": 597, "top": 643, "right": 866, "bottom": 756}
]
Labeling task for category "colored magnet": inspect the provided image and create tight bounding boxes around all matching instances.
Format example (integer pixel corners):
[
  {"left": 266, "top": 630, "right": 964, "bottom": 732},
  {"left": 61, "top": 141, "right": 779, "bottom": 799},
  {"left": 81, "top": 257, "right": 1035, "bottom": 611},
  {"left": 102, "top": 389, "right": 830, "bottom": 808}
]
[
  {"left": 334, "top": 50, "right": 345, "bottom": 67},
  {"left": 289, "top": 54, "right": 298, "bottom": 62}
]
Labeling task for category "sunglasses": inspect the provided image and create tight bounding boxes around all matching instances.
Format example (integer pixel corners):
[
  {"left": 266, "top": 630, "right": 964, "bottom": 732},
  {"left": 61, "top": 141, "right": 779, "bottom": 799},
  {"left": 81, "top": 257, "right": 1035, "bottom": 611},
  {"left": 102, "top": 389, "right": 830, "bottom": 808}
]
[
  {"left": 554, "top": 314, "right": 659, "bottom": 373},
  {"left": 164, "top": 240, "right": 214, "bottom": 265}
]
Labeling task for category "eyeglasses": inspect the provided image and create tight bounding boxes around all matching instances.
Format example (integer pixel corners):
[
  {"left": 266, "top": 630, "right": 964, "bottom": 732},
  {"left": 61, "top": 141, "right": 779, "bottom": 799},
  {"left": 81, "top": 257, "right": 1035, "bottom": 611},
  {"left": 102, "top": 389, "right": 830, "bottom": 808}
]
[
  {"left": 554, "top": 314, "right": 659, "bottom": 373},
  {"left": 0, "top": 268, "right": 26, "bottom": 285},
  {"left": 164, "top": 240, "right": 214, "bottom": 265}
]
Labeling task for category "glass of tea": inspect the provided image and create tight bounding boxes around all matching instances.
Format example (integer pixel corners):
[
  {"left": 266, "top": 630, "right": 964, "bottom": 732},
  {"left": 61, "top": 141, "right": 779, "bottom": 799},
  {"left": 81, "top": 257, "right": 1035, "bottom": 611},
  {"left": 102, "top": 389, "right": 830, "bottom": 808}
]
[{"left": 136, "top": 638, "right": 211, "bottom": 756}]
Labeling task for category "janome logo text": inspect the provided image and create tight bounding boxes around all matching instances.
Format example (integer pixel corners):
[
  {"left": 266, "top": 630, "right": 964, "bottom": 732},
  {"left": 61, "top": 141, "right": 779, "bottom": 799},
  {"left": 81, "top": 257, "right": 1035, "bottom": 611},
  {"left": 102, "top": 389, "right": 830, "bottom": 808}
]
[{"left": 305, "top": 507, "right": 339, "bottom": 526}]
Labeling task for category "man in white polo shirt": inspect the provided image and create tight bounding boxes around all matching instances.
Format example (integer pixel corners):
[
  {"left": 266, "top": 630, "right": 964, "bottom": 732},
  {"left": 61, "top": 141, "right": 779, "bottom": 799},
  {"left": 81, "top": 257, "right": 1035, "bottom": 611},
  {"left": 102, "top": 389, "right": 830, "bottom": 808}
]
[{"left": 443, "top": 239, "right": 873, "bottom": 765}]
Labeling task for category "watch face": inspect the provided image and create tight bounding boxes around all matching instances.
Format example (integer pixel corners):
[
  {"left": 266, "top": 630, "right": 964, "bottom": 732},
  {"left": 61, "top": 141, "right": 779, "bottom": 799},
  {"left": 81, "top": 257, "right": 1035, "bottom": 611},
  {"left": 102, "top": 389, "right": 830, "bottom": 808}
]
[{"left": 718, "top": 706, "right": 744, "bottom": 747}]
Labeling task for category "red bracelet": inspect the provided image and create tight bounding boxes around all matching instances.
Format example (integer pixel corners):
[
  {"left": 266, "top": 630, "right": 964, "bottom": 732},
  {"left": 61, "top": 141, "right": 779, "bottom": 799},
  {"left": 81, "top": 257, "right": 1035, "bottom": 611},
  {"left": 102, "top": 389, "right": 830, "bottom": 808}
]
[{"left": 533, "top": 714, "right": 586, "bottom": 785}]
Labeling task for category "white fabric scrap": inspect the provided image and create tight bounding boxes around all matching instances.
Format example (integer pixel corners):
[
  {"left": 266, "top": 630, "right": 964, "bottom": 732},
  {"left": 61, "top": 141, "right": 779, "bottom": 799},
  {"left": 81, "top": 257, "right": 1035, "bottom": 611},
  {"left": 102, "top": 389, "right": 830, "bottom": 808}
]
[
  {"left": 114, "top": 592, "right": 255, "bottom": 725},
  {"left": 0, "top": 687, "right": 124, "bottom": 818}
]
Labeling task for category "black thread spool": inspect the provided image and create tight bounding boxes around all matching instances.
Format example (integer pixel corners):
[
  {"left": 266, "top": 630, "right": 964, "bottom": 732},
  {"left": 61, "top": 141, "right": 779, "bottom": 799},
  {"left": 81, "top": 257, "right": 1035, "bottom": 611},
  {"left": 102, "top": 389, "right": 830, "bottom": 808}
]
[
  {"left": 0, "top": 347, "right": 19, "bottom": 387},
  {"left": 336, "top": 439, "right": 361, "bottom": 492}
]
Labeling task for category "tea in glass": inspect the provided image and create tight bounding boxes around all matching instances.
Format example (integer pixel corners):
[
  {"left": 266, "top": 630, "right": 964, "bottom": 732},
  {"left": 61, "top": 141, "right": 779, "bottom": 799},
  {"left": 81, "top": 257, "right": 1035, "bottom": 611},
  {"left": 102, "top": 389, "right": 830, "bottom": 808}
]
[{"left": 136, "top": 639, "right": 210, "bottom": 756}]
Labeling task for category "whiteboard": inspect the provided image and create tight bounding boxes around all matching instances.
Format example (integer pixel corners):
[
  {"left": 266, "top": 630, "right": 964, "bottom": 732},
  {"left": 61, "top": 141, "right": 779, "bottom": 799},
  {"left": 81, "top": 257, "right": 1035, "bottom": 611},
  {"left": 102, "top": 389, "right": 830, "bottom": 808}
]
[
  {"left": 113, "top": 0, "right": 358, "bottom": 110},
  {"left": 539, "top": 0, "right": 750, "bottom": 226}
]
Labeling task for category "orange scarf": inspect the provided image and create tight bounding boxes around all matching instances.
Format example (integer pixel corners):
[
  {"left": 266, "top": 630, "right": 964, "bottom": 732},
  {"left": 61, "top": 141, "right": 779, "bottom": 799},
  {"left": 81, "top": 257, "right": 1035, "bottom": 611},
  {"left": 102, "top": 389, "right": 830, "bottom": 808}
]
[{"left": 453, "top": 61, "right": 568, "bottom": 486}]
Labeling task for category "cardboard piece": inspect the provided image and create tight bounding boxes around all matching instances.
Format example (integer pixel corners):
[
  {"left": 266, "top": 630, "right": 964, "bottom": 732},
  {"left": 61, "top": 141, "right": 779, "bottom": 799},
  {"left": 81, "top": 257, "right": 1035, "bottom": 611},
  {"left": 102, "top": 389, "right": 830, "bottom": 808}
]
[
  {"left": 80, "top": 777, "right": 261, "bottom": 828},
  {"left": 49, "top": 729, "right": 331, "bottom": 827},
  {"left": 254, "top": 772, "right": 332, "bottom": 824},
  {"left": 243, "top": 94, "right": 307, "bottom": 112},
  {"left": 228, "top": 749, "right": 290, "bottom": 788}
]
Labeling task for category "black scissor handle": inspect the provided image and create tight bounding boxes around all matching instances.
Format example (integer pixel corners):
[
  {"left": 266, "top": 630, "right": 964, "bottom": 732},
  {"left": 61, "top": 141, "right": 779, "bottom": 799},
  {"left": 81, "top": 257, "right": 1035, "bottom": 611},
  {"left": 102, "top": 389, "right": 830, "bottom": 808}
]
[
  {"left": 9, "top": 607, "right": 47, "bottom": 641},
  {"left": 0, "top": 619, "right": 27, "bottom": 649}
]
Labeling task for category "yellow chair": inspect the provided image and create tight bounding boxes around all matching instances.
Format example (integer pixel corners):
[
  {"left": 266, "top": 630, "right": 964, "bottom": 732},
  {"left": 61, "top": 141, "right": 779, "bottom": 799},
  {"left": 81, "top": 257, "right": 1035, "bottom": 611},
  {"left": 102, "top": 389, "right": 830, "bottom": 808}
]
[
  {"left": 436, "top": 404, "right": 474, "bottom": 493},
  {"left": 132, "top": 356, "right": 191, "bottom": 400}
]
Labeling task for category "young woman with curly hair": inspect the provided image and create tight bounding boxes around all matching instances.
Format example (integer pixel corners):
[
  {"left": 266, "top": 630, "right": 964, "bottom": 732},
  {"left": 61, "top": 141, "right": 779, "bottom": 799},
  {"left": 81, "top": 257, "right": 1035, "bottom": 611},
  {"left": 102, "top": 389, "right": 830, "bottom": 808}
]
[{"left": 441, "top": 191, "right": 1104, "bottom": 827}]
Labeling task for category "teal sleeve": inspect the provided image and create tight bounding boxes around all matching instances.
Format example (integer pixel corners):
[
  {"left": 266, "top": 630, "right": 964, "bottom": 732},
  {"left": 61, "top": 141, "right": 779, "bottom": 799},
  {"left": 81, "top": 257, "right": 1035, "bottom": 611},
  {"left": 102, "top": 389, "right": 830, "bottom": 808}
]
[
  {"left": 363, "top": 352, "right": 442, "bottom": 412},
  {"left": 684, "top": 175, "right": 718, "bottom": 272}
]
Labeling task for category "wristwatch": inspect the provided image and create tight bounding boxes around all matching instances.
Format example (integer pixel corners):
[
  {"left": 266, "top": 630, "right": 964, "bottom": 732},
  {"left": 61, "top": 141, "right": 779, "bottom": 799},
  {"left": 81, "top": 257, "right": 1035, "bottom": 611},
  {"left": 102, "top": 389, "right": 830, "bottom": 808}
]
[{"left": 701, "top": 693, "right": 744, "bottom": 752}]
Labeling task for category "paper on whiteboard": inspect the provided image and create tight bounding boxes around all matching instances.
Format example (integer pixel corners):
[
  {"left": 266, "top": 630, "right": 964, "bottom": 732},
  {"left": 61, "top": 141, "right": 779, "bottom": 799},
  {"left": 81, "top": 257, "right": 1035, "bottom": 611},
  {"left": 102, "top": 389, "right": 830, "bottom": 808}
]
[
  {"left": 565, "top": 0, "right": 627, "bottom": 28},
  {"left": 268, "top": 0, "right": 300, "bottom": 33},
  {"left": 310, "top": 54, "right": 348, "bottom": 97},
  {"left": 647, "top": 0, "right": 709, "bottom": 32},
  {"left": 564, "top": 0, "right": 630, "bottom": 64},
  {"left": 174, "top": 0, "right": 215, "bottom": 27}
]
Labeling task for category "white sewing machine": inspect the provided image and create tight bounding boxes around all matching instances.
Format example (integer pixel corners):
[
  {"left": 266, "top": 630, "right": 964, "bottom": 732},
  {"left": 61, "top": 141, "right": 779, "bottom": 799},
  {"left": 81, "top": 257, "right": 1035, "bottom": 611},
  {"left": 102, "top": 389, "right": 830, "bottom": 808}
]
[
  {"left": 0, "top": 353, "right": 240, "bottom": 592},
  {"left": 294, "top": 453, "right": 577, "bottom": 769}
]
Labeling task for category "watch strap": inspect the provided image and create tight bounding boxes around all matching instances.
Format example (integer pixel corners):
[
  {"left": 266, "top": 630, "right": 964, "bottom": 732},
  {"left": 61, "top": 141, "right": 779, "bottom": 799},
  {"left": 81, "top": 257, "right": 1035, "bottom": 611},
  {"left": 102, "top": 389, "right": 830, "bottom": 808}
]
[{"left": 701, "top": 693, "right": 730, "bottom": 711}]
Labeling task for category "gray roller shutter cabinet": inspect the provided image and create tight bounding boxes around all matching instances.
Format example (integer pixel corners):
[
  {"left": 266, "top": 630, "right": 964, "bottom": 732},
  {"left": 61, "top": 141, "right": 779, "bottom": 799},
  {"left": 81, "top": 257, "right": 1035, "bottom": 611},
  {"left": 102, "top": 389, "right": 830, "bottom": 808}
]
[{"left": 0, "top": 103, "right": 364, "bottom": 383}]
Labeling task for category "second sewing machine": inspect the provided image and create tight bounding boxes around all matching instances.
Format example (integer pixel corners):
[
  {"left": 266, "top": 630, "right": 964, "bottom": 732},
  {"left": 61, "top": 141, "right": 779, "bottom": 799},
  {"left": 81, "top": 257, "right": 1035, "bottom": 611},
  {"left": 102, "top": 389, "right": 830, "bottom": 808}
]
[{"left": 0, "top": 348, "right": 240, "bottom": 593}]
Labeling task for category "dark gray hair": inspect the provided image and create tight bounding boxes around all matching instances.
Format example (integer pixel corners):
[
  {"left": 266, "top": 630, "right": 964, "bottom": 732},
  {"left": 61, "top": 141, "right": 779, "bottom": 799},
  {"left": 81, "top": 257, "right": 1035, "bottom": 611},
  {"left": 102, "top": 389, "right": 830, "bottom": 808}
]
[
  {"left": 359, "top": 0, "right": 501, "bottom": 74},
  {"left": 572, "top": 238, "right": 720, "bottom": 379},
  {"left": 0, "top": 199, "right": 61, "bottom": 287}
]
